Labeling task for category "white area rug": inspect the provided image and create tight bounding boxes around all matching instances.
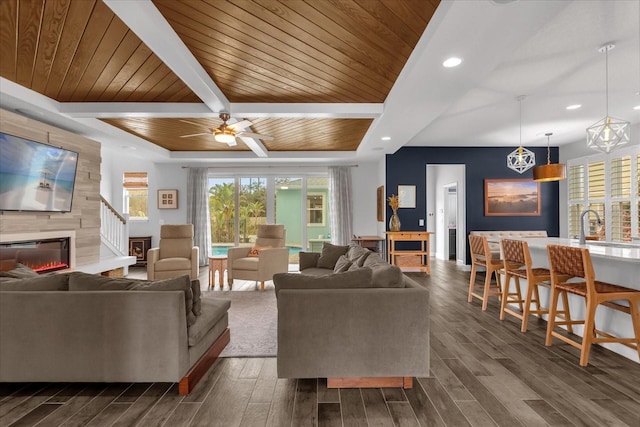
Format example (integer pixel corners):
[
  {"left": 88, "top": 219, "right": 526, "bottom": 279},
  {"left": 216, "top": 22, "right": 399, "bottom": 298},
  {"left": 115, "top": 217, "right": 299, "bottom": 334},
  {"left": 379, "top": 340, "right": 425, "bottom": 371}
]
[{"left": 206, "top": 289, "right": 278, "bottom": 358}]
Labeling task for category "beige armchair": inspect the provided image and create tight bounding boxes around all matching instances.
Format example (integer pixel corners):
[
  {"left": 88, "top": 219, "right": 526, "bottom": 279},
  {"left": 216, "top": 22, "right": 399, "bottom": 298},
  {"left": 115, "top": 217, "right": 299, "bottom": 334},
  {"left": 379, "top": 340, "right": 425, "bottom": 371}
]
[
  {"left": 147, "top": 224, "right": 199, "bottom": 281},
  {"left": 227, "top": 224, "right": 289, "bottom": 291}
]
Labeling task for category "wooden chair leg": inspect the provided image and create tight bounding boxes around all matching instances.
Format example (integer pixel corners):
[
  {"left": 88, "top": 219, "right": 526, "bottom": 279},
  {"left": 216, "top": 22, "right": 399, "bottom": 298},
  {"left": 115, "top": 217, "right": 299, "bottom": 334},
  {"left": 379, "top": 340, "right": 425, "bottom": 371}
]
[
  {"left": 561, "top": 291, "right": 573, "bottom": 334},
  {"left": 628, "top": 299, "right": 640, "bottom": 361},
  {"left": 514, "top": 277, "right": 523, "bottom": 313},
  {"left": 546, "top": 288, "right": 560, "bottom": 346},
  {"left": 468, "top": 264, "right": 477, "bottom": 303},
  {"left": 521, "top": 281, "right": 536, "bottom": 332},
  {"left": 579, "top": 299, "right": 597, "bottom": 366},
  {"left": 500, "top": 273, "right": 511, "bottom": 320},
  {"left": 482, "top": 267, "right": 492, "bottom": 311},
  {"left": 260, "top": 281, "right": 265, "bottom": 291}
]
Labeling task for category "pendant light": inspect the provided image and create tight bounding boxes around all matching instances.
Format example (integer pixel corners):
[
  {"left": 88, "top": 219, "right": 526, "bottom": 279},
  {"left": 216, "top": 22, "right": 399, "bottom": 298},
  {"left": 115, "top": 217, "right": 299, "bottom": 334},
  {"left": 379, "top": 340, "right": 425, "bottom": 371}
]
[
  {"left": 586, "top": 43, "right": 630, "bottom": 153},
  {"left": 533, "top": 133, "right": 566, "bottom": 182},
  {"left": 507, "top": 95, "right": 535, "bottom": 174}
]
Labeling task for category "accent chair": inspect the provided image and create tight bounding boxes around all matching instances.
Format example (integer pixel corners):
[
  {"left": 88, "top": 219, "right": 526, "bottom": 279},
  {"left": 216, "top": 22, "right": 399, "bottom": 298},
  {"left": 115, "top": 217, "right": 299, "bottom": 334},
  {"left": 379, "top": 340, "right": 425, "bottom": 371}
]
[{"left": 147, "top": 224, "right": 199, "bottom": 280}]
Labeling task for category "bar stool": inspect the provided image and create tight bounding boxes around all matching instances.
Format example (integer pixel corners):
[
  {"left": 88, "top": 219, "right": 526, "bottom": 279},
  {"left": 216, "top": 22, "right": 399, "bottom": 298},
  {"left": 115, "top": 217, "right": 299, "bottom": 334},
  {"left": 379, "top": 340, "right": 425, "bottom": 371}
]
[
  {"left": 468, "top": 235, "right": 503, "bottom": 311},
  {"left": 500, "top": 239, "right": 565, "bottom": 332},
  {"left": 546, "top": 244, "right": 640, "bottom": 366}
]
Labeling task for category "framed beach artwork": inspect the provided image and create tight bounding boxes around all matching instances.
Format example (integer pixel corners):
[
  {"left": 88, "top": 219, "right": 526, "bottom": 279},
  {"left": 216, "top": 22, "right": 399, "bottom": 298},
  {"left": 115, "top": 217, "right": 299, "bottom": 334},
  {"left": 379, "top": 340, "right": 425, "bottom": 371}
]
[{"left": 484, "top": 179, "right": 540, "bottom": 216}]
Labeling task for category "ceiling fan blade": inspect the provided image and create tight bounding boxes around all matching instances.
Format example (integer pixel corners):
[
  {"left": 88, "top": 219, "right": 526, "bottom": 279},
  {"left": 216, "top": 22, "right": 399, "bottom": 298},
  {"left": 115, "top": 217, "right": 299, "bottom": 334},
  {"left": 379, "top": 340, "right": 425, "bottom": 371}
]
[
  {"left": 179, "top": 119, "right": 206, "bottom": 127},
  {"left": 227, "top": 139, "right": 238, "bottom": 147},
  {"left": 180, "top": 132, "right": 210, "bottom": 138},
  {"left": 229, "top": 119, "right": 252, "bottom": 130},
  {"left": 238, "top": 131, "right": 274, "bottom": 141}
]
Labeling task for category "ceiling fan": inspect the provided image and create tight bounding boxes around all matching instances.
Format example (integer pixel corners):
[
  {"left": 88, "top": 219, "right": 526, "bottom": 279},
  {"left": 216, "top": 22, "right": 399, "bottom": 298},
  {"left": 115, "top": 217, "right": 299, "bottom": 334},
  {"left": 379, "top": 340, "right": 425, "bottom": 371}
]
[{"left": 179, "top": 113, "right": 273, "bottom": 146}]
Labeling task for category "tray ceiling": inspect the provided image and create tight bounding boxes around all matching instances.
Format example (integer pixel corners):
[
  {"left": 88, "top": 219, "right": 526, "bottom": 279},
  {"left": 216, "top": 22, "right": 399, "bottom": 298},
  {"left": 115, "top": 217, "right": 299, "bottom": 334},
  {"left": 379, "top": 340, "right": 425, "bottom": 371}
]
[{"left": 0, "top": 0, "right": 437, "bottom": 155}]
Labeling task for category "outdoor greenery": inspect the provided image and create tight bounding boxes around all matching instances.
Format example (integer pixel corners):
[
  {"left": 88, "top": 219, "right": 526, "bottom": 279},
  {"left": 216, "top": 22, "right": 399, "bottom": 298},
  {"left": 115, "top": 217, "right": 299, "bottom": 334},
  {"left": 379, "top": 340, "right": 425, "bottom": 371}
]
[
  {"left": 209, "top": 180, "right": 267, "bottom": 243},
  {"left": 127, "top": 189, "right": 148, "bottom": 219}
]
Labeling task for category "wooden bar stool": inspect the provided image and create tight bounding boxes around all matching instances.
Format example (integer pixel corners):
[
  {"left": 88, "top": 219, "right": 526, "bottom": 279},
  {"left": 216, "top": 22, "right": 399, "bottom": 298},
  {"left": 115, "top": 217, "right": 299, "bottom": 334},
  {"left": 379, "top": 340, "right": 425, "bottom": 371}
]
[
  {"left": 468, "top": 235, "right": 503, "bottom": 311},
  {"left": 546, "top": 244, "right": 640, "bottom": 366},
  {"left": 500, "top": 239, "right": 566, "bottom": 332}
]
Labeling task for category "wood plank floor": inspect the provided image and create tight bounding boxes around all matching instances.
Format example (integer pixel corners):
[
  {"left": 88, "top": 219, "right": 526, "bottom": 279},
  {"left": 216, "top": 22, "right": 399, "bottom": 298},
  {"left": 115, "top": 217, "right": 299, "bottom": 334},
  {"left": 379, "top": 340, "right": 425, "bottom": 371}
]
[{"left": 2, "top": 259, "right": 639, "bottom": 426}]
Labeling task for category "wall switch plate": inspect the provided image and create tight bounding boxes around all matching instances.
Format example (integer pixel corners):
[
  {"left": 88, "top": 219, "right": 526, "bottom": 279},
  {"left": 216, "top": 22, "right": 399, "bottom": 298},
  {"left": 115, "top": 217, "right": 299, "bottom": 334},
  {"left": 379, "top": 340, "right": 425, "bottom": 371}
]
[{"left": 419, "top": 219, "right": 424, "bottom": 226}]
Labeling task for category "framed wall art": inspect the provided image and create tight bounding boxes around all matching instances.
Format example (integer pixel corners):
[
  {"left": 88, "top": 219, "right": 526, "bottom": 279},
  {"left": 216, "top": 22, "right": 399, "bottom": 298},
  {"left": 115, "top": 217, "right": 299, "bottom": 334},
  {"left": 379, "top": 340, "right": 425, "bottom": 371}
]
[
  {"left": 158, "top": 189, "right": 178, "bottom": 209},
  {"left": 484, "top": 179, "right": 540, "bottom": 216},
  {"left": 398, "top": 185, "right": 416, "bottom": 208},
  {"left": 377, "top": 186, "right": 384, "bottom": 222}
]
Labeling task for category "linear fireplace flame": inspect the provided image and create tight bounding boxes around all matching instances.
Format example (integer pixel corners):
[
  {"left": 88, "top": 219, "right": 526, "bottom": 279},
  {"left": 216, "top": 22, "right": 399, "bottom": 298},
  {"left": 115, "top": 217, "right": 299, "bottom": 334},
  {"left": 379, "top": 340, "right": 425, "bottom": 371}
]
[{"left": 0, "top": 237, "right": 71, "bottom": 274}]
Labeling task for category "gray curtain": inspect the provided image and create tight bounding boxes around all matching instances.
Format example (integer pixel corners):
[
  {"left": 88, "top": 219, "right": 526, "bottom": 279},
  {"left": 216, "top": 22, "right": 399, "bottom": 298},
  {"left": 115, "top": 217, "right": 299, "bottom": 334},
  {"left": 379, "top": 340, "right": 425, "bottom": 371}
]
[
  {"left": 328, "top": 166, "right": 353, "bottom": 245},
  {"left": 186, "top": 167, "right": 211, "bottom": 266}
]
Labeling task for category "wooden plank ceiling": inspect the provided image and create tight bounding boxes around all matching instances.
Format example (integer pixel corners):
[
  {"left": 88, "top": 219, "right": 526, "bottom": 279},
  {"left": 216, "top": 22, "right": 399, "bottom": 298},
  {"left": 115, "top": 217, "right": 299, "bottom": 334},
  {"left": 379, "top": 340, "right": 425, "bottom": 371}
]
[{"left": 0, "top": 0, "right": 438, "bottom": 153}]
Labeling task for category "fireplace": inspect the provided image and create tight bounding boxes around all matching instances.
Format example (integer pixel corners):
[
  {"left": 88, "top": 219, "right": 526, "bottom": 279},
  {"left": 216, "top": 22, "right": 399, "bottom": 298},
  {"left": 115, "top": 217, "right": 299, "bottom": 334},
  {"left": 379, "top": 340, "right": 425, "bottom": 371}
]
[{"left": 1, "top": 237, "right": 72, "bottom": 274}]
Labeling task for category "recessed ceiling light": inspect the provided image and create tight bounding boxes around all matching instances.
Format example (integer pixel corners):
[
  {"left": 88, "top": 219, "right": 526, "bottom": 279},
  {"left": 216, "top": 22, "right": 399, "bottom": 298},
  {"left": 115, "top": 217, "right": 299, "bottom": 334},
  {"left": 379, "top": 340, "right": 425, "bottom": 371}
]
[
  {"left": 634, "top": 105, "right": 640, "bottom": 110},
  {"left": 381, "top": 136, "right": 391, "bottom": 141},
  {"left": 566, "top": 104, "right": 581, "bottom": 110},
  {"left": 442, "top": 57, "right": 462, "bottom": 68}
]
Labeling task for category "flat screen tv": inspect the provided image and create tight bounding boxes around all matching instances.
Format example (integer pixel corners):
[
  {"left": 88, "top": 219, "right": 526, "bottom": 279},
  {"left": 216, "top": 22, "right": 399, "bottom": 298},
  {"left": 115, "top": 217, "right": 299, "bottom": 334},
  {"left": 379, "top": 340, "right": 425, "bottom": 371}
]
[{"left": 0, "top": 132, "right": 79, "bottom": 212}]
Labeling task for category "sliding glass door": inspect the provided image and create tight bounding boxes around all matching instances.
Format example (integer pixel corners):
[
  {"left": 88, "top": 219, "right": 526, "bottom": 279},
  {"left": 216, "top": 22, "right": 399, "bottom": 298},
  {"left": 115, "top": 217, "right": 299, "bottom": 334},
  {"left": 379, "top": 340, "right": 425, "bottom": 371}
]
[{"left": 208, "top": 173, "right": 329, "bottom": 261}]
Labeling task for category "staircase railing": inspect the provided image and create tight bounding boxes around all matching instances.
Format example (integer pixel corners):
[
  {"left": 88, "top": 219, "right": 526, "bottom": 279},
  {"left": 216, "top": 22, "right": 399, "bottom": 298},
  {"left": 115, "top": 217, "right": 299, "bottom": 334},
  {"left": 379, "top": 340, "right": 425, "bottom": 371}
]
[{"left": 100, "top": 196, "right": 129, "bottom": 255}]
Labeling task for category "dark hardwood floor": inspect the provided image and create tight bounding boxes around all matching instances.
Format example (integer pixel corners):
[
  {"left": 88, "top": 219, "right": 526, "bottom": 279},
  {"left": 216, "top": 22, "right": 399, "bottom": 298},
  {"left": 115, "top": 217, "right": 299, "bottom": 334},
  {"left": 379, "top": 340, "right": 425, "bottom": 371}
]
[{"left": 2, "top": 259, "right": 639, "bottom": 426}]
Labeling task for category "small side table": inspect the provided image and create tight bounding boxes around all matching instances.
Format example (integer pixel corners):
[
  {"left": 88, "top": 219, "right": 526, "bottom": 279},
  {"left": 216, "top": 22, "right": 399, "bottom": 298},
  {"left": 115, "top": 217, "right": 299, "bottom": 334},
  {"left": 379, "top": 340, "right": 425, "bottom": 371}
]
[{"left": 208, "top": 255, "right": 228, "bottom": 290}]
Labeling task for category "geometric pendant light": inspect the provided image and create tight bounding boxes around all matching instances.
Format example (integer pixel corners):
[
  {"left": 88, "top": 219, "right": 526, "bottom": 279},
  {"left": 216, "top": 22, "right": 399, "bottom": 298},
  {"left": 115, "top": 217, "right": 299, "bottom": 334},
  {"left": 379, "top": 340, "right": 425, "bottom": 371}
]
[
  {"left": 507, "top": 95, "right": 536, "bottom": 173},
  {"left": 533, "top": 133, "right": 566, "bottom": 182},
  {"left": 586, "top": 43, "right": 631, "bottom": 153}
]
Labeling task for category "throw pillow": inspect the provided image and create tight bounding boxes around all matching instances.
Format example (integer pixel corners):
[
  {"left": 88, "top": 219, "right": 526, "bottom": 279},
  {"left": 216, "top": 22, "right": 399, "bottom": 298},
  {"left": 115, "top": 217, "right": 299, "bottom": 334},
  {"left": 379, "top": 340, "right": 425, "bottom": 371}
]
[
  {"left": 346, "top": 244, "right": 372, "bottom": 267},
  {"left": 248, "top": 245, "right": 271, "bottom": 257},
  {"left": 333, "top": 255, "right": 352, "bottom": 273},
  {"left": 191, "top": 279, "right": 202, "bottom": 316},
  {"left": 0, "top": 273, "right": 70, "bottom": 291},
  {"left": 273, "top": 268, "right": 372, "bottom": 296},
  {"left": 0, "top": 263, "right": 40, "bottom": 279},
  {"left": 68, "top": 272, "right": 196, "bottom": 326},
  {"left": 298, "top": 251, "right": 321, "bottom": 270},
  {"left": 369, "top": 264, "right": 404, "bottom": 288},
  {"left": 316, "top": 243, "right": 349, "bottom": 269},
  {"left": 130, "top": 275, "right": 196, "bottom": 326}
]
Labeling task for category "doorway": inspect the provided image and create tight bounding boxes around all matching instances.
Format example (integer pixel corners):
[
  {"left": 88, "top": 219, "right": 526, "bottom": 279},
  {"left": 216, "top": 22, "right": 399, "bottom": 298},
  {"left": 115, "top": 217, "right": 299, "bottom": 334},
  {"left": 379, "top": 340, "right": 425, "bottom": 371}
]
[{"left": 444, "top": 184, "right": 457, "bottom": 260}]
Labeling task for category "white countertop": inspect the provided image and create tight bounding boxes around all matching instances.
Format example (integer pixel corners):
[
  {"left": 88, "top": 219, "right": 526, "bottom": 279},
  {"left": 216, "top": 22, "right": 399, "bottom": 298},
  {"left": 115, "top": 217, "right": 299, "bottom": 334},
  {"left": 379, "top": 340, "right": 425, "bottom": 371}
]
[{"left": 509, "top": 237, "right": 640, "bottom": 262}]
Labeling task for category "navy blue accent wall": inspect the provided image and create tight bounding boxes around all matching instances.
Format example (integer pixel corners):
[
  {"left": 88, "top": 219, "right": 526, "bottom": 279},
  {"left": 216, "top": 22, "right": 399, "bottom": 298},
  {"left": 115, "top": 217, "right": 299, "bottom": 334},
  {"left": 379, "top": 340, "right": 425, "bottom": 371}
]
[{"left": 386, "top": 146, "right": 560, "bottom": 264}]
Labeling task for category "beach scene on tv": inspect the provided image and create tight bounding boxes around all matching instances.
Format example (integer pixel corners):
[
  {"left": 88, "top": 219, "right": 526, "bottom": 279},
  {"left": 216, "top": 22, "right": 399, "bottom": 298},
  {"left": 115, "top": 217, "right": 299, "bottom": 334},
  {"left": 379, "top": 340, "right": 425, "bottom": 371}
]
[
  {"left": 0, "top": 133, "right": 78, "bottom": 212},
  {"left": 485, "top": 180, "right": 539, "bottom": 215}
]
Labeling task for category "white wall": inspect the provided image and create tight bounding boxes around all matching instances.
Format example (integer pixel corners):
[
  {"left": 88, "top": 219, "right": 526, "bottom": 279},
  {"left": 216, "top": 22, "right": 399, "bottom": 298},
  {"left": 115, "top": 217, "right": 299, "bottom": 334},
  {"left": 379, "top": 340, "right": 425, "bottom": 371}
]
[
  {"left": 101, "top": 147, "right": 188, "bottom": 248},
  {"left": 351, "top": 160, "right": 382, "bottom": 237},
  {"left": 426, "top": 164, "right": 466, "bottom": 265},
  {"left": 102, "top": 149, "right": 385, "bottom": 249}
]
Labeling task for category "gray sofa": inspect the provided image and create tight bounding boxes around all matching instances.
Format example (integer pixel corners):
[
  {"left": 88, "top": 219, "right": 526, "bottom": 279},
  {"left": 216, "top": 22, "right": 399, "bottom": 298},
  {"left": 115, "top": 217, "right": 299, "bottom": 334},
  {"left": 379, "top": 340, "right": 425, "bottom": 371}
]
[
  {"left": 274, "top": 243, "right": 430, "bottom": 388},
  {"left": 0, "top": 267, "right": 230, "bottom": 395}
]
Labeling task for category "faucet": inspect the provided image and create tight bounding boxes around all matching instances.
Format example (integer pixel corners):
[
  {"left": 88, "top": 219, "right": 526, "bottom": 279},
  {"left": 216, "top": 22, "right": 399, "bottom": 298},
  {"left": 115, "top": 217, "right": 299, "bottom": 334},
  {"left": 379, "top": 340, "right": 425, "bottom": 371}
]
[{"left": 579, "top": 209, "right": 602, "bottom": 245}]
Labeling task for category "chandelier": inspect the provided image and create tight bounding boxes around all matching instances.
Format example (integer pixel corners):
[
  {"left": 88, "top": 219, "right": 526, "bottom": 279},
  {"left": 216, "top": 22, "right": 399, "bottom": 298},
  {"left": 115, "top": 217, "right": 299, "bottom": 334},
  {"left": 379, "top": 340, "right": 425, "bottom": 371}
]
[
  {"left": 507, "top": 96, "right": 535, "bottom": 174},
  {"left": 533, "top": 133, "right": 566, "bottom": 182},
  {"left": 586, "top": 43, "right": 630, "bottom": 153}
]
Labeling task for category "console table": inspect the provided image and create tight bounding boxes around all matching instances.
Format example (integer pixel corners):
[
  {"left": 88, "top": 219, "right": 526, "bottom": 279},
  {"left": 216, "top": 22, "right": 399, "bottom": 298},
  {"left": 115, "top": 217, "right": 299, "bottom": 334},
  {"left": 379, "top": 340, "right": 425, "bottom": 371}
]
[
  {"left": 351, "top": 235, "right": 385, "bottom": 254},
  {"left": 385, "top": 231, "right": 433, "bottom": 274}
]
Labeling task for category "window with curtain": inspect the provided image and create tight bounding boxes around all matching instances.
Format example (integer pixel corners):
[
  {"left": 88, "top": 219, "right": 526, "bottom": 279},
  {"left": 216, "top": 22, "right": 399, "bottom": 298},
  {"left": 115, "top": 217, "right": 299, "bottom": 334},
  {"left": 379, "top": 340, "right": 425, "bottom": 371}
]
[
  {"left": 567, "top": 146, "right": 638, "bottom": 242},
  {"left": 123, "top": 172, "right": 148, "bottom": 220}
]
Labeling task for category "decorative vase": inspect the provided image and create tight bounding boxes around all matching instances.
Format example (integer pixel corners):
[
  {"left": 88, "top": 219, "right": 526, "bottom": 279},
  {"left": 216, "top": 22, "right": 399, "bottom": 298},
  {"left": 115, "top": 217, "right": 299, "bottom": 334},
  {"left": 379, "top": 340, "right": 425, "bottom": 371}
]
[{"left": 389, "top": 210, "right": 401, "bottom": 232}]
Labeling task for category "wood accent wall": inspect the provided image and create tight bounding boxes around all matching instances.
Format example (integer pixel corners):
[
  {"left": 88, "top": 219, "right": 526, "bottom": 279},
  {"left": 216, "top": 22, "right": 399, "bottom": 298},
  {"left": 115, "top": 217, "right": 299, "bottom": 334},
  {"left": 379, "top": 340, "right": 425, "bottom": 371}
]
[{"left": 0, "top": 109, "right": 101, "bottom": 267}]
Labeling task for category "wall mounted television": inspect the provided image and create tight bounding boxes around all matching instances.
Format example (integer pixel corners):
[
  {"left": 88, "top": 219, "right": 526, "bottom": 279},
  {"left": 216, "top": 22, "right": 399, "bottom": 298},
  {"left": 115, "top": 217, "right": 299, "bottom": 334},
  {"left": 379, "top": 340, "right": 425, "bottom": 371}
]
[{"left": 0, "top": 132, "right": 79, "bottom": 213}]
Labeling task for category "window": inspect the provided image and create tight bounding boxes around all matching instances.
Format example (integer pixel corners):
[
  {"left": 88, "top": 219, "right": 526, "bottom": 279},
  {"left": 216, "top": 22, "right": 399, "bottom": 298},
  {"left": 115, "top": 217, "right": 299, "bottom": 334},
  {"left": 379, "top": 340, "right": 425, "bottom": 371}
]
[
  {"left": 567, "top": 146, "right": 638, "bottom": 242},
  {"left": 123, "top": 172, "right": 148, "bottom": 220},
  {"left": 307, "top": 193, "right": 325, "bottom": 226}
]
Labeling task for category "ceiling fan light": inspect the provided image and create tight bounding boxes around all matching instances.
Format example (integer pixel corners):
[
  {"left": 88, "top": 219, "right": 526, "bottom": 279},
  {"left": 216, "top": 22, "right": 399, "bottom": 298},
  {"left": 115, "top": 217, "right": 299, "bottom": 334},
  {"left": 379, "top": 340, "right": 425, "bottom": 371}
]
[{"left": 214, "top": 128, "right": 236, "bottom": 144}]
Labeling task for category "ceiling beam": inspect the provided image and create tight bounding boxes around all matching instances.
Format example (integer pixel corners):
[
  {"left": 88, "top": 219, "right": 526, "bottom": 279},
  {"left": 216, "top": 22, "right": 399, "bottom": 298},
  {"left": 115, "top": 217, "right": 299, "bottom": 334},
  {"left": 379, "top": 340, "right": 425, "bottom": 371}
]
[
  {"left": 103, "top": 0, "right": 229, "bottom": 113},
  {"left": 60, "top": 103, "right": 214, "bottom": 118},
  {"left": 231, "top": 103, "right": 383, "bottom": 118}
]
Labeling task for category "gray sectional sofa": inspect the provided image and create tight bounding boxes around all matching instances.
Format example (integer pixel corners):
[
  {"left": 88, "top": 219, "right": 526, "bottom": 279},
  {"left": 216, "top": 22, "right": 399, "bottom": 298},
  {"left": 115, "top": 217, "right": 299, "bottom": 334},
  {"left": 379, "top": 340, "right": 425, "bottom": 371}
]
[
  {"left": 0, "top": 266, "right": 230, "bottom": 395},
  {"left": 274, "top": 243, "right": 430, "bottom": 388}
]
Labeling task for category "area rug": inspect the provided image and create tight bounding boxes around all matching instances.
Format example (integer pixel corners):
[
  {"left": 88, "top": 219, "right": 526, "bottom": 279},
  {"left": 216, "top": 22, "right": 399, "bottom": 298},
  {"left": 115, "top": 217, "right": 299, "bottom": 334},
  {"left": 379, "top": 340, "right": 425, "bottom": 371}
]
[{"left": 203, "top": 290, "right": 277, "bottom": 357}]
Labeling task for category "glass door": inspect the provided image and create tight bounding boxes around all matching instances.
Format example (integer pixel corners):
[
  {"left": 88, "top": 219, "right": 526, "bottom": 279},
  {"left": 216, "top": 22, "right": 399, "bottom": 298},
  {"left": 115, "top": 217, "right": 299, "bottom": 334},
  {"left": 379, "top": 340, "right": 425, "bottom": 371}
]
[
  {"left": 275, "top": 177, "right": 303, "bottom": 263},
  {"left": 208, "top": 178, "right": 236, "bottom": 255}
]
